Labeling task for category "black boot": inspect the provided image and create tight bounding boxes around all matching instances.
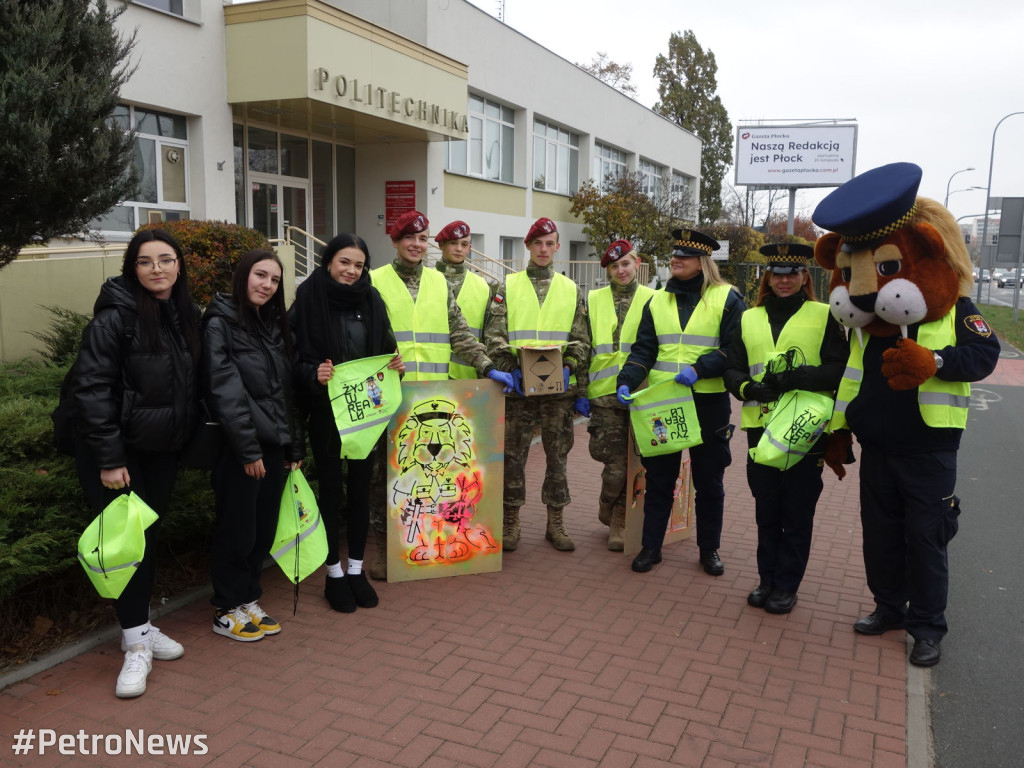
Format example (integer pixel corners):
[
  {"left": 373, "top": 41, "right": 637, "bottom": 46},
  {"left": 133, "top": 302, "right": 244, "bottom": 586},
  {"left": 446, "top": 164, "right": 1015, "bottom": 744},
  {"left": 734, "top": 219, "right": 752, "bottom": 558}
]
[
  {"left": 631, "top": 547, "right": 662, "bottom": 573},
  {"left": 699, "top": 548, "right": 724, "bottom": 576},
  {"left": 325, "top": 574, "right": 356, "bottom": 613}
]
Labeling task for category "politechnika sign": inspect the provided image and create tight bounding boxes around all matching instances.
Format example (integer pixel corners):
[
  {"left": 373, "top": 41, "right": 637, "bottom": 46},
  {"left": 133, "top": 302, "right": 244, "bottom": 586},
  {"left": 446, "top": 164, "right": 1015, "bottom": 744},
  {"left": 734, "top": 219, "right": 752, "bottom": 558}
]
[{"left": 313, "top": 68, "right": 469, "bottom": 136}]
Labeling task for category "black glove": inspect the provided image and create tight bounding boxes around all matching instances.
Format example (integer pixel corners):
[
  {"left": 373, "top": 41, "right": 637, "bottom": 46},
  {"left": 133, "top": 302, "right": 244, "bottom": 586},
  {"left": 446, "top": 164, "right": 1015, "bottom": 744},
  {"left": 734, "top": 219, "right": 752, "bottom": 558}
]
[{"left": 744, "top": 380, "right": 779, "bottom": 403}]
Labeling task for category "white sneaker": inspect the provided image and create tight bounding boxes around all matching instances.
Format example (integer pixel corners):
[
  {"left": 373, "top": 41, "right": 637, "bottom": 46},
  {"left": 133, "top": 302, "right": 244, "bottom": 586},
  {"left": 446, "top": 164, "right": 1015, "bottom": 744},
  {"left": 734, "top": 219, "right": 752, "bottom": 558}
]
[
  {"left": 115, "top": 645, "right": 153, "bottom": 698},
  {"left": 122, "top": 626, "right": 184, "bottom": 661}
]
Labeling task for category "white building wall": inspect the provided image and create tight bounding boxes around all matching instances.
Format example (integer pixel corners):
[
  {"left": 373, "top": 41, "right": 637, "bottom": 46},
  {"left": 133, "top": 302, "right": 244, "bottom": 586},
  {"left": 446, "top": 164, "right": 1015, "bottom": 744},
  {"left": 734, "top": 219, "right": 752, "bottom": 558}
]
[{"left": 117, "top": 1, "right": 237, "bottom": 221}]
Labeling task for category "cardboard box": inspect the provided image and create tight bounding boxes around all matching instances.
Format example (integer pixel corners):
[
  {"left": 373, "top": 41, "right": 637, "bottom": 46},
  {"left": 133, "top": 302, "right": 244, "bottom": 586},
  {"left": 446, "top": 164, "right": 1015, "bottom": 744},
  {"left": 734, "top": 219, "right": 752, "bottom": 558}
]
[{"left": 518, "top": 345, "right": 564, "bottom": 396}]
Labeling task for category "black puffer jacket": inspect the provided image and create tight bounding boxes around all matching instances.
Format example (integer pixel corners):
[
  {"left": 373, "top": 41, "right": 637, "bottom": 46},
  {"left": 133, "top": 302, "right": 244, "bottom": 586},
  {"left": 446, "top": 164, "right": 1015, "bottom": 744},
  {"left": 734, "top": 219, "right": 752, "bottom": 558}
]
[
  {"left": 202, "top": 293, "right": 303, "bottom": 464},
  {"left": 73, "top": 276, "right": 199, "bottom": 469}
]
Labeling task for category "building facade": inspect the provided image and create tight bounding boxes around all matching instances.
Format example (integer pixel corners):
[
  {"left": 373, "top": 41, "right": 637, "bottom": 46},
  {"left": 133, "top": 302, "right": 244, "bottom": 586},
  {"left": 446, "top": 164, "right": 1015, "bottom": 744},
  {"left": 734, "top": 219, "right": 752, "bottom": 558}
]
[{"left": 104, "top": 0, "right": 701, "bottom": 274}]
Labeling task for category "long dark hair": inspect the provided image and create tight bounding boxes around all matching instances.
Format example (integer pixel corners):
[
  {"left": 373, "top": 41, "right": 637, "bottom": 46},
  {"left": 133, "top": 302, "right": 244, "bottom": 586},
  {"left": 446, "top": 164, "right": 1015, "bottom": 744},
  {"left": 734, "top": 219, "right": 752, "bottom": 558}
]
[
  {"left": 320, "top": 233, "right": 371, "bottom": 272},
  {"left": 231, "top": 249, "right": 293, "bottom": 361},
  {"left": 121, "top": 228, "right": 200, "bottom": 362}
]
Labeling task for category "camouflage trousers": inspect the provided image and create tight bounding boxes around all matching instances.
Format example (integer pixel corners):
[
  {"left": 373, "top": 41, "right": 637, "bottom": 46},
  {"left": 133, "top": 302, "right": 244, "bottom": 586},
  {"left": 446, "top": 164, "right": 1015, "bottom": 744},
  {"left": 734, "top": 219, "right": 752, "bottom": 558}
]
[
  {"left": 504, "top": 395, "right": 575, "bottom": 509},
  {"left": 587, "top": 403, "right": 630, "bottom": 509}
]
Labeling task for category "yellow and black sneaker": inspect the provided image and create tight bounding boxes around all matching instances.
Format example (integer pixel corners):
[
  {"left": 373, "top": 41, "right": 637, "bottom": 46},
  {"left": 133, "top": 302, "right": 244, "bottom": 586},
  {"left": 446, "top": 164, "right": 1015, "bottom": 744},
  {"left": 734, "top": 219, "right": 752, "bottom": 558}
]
[
  {"left": 213, "top": 606, "right": 264, "bottom": 642},
  {"left": 242, "top": 601, "right": 281, "bottom": 635}
]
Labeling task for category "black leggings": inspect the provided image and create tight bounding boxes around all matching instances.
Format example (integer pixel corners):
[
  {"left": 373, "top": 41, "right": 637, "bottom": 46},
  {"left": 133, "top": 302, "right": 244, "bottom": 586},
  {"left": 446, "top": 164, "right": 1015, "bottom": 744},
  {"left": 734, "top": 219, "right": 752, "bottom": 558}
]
[
  {"left": 308, "top": 412, "right": 371, "bottom": 564},
  {"left": 75, "top": 441, "right": 179, "bottom": 629}
]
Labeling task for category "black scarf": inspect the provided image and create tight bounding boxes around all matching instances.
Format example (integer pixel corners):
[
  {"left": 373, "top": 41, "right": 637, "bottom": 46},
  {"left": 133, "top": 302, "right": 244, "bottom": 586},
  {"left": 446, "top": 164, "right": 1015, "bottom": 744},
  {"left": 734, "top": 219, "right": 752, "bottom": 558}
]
[{"left": 291, "top": 267, "right": 390, "bottom": 364}]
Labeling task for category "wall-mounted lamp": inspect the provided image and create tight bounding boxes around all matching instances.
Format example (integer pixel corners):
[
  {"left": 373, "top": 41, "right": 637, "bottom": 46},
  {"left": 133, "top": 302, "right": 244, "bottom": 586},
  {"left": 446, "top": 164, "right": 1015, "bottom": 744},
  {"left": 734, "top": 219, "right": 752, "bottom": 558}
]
[{"left": 216, "top": 161, "right": 226, "bottom": 171}]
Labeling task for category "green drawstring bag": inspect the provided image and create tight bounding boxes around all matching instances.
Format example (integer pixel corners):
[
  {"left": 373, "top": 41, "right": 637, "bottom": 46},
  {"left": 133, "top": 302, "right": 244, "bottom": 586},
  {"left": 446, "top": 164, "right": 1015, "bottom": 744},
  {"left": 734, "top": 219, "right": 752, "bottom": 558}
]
[
  {"left": 77, "top": 492, "right": 158, "bottom": 599},
  {"left": 271, "top": 468, "right": 328, "bottom": 586},
  {"left": 327, "top": 354, "right": 402, "bottom": 459},
  {"left": 625, "top": 379, "right": 703, "bottom": 457},
  {"left": 751, "top": 389, "right": 834, "bottom": 470}
]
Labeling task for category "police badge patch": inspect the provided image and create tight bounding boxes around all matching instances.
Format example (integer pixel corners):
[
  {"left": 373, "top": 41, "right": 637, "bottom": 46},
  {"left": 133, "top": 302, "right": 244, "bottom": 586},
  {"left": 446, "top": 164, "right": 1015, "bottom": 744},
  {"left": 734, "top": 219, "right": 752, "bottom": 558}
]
[{"left": 964, "top": 315, "right": 992, "bottom": 337}]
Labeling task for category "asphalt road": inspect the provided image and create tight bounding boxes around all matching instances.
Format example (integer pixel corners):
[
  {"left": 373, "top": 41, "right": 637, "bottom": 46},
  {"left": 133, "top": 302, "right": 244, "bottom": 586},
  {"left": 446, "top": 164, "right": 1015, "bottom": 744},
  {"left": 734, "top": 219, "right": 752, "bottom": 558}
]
[{"left": 930, "top": 339, "right": 1024, "bottom": 767}]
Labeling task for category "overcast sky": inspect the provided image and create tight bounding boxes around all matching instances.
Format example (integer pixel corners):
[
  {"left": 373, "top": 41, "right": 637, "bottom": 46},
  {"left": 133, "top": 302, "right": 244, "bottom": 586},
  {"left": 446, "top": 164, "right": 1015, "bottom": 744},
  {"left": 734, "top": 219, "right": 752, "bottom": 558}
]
[{"left": 469, "top": 0, "right": 1024, "bottom": 226}]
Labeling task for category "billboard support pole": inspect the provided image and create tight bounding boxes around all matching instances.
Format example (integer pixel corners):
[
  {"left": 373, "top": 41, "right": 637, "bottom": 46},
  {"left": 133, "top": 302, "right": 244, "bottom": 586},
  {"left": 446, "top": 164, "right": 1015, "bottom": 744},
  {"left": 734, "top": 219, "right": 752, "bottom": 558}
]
[{"left": 787, "top": 189, "right": 797, "bottom": 235}]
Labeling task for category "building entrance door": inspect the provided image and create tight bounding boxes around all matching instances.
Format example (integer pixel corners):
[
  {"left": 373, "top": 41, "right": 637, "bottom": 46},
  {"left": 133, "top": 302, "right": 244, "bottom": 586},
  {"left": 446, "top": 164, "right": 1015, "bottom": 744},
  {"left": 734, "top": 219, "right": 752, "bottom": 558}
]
[{"left": 250, "top": 176, "right": 311, "bottom": 276}]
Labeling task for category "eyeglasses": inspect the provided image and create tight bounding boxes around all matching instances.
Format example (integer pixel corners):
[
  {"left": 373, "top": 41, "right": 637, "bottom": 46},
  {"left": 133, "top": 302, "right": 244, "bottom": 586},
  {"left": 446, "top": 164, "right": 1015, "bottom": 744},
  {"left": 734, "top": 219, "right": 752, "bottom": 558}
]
[{"left": 135, "top": 257, "right": 178, "bottom": 271}]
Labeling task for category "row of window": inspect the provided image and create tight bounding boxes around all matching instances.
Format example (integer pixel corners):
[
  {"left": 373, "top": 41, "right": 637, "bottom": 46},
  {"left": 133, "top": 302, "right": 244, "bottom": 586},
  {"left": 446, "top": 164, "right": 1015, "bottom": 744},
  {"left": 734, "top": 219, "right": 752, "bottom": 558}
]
[{"left": 444, "top": 96, "right": 693, "bottom": 204}]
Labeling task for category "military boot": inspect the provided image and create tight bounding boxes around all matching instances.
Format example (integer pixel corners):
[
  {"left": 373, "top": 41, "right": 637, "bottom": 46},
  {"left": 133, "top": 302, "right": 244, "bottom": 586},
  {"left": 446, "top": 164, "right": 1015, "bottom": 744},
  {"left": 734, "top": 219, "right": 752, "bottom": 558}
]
[
  {"left": 502, "top": 506, "right": 521, "bottom": 551},
  {"left": 368, "top": 527, "right": 388, "bottom": 581},
  {"left": 598, "top": 500, "right": 613, "bottom": 527},
  {"left": 607, "top": 504, "right": 626, "bottom": 551},
  {"left": 545, "top": 507, "right": 576, "bottom": 551}
]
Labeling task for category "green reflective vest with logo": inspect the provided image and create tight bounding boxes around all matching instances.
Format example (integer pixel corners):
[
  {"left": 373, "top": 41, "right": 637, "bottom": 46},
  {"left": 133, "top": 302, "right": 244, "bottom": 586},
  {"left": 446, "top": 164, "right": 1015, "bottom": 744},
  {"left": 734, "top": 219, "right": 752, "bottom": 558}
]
[
  {"left": 372, "top": 264, "right": 450, "bottom": 381},
  {"left": 832, "top": 309, "right": 969, "bottom": 431},
  {"left": 648, "top": 283, "right": 731, "bottom": 393},
  {"left": 506, "top": 270, "right": 578, "bottom": 386},
  {"left": 739, "top": 301, "right": 830, "bottom": 429},
  {"left": 587, "top": 284, "right": 654, "bottom": 399},
  {"left": 449, "top": 269, "right": 490, "bottom": 379}
]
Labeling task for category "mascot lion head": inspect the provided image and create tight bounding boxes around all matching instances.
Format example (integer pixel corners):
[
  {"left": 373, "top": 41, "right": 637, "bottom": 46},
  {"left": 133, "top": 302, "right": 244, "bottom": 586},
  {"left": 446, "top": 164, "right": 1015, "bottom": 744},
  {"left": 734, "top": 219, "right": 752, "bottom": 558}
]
[
  {"left": 396, "top": 398, "right": 472, "bottom": 479},
  {"left": 813, "top": 163, "right": 973, "bottom": 338}
]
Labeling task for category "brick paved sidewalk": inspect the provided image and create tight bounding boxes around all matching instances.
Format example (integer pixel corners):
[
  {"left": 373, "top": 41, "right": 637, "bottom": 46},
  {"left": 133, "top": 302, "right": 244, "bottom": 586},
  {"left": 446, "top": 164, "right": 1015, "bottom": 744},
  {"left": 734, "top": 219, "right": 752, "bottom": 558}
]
[{"left": 1, "top": 419, "right": 907, "bottom": 768}]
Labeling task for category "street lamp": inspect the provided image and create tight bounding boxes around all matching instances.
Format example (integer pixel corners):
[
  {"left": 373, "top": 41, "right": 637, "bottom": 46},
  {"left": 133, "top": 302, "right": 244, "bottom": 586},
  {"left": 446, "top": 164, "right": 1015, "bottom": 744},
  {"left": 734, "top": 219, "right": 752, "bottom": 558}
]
[
  {"left": 977, "top": 112, "right": 1024, "bottom": 310},
  {"left": 946, "top": 185, "right": 987, "bottom": 201},
  {"left": 944, "top": 167, "right": 975, "bottom": 207}
]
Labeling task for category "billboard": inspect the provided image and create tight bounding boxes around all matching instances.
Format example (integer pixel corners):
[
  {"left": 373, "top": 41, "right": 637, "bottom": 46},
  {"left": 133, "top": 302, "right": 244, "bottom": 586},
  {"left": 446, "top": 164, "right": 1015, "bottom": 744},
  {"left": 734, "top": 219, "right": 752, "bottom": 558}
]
[{"left": 735, "top": 124, "right": 857, "bottom": 188}]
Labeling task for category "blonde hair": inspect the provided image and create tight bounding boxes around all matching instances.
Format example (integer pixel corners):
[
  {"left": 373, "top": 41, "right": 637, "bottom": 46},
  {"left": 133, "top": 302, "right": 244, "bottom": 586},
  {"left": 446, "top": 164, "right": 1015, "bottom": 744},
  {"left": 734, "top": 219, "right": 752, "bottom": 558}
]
[
  {"left": 696, "top": 254, "right": 740, "bottom": 302},
  {"left": 913, "top": 197, "right": 974, "bottom": 297}
]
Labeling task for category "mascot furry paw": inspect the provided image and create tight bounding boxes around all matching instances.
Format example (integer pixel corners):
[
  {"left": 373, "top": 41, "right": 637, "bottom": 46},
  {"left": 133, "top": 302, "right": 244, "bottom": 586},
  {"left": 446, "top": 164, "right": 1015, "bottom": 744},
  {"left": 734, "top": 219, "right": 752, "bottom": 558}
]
[{"left": 813, "top": 162, "right": 973, "bottom": 391}]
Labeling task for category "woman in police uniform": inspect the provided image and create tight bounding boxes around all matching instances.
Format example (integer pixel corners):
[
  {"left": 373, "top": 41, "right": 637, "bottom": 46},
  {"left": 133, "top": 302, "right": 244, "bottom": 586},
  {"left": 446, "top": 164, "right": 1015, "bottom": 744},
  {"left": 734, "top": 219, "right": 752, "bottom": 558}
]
[
  {"left": 723, "top": 243, "right": 847, "bottom": 613},
  {"left": 616, "top": 229, "right": 744, "bottom": 575}
]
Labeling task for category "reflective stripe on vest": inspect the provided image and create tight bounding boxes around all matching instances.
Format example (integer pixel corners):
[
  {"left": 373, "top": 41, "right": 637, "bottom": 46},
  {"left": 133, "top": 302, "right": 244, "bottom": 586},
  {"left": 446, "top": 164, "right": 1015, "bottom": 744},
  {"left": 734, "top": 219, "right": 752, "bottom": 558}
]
[
  {"left": 587, "top": 284, "right": 654, "bottom": 399},
  {"left": 450, "top": 269, "right": 490, "bottom": 379},
  {"left": 648, "top": 283, "right": 731, "bottom": 393},
  {"left": 739, "top": 302, "right": 830, "bottom": 429},
  {"left": 371, "top": 265, "right": 451, "bottom": 381},
  {"left": 507, "top": 271, "right": 578, "bottom": 387},
  {"left": 832, "top": 310, "right": 968, "bottom": 430}
]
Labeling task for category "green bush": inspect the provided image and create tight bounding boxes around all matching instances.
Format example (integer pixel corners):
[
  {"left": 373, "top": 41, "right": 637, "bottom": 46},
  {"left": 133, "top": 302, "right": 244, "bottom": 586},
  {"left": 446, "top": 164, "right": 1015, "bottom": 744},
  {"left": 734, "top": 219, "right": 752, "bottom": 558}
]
[
  {"left": 140, "top": 220, "right": 272, "bottom": 307},
  {"left": 28, "top": 305, "right": 91, "bottom": 365}
]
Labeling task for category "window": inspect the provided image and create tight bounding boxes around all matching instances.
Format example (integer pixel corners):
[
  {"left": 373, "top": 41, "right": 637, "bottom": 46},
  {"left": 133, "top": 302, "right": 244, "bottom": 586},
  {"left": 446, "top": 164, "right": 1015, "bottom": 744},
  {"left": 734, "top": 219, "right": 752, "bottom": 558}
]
[
  {"left": 499, "top": 237, "right": 521, "bottom": 272},
  {"left": 446, "top": 95, "right": 515, "bottom": 183},
  {"left": 638, "top": 159, "right": 665, "bottom": 202},
  {"left": 135, "top": 0, "right": 184, "bottom": 16},
  {"left": 593, "top": 143, "right": 627, "bottom": 192},
  {"left": 671, "top": 171, "right": 694, "bottom": 214},
  {"left": 533, "top": 119, "right": 579, "bottom": 195},
  {"left": 92, "top": 105, "right": 189, "bottom": 234}
]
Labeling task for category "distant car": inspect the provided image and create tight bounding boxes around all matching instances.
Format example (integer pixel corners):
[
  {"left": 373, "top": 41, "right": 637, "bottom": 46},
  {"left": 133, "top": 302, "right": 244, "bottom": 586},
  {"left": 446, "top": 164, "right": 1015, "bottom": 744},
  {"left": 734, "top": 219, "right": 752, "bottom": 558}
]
[
  {"left": 997, "top": 270, "right": 1023, "bottom": 288},
  {"left": 974, "top": 268, "right": 991, "bottom": 283}
]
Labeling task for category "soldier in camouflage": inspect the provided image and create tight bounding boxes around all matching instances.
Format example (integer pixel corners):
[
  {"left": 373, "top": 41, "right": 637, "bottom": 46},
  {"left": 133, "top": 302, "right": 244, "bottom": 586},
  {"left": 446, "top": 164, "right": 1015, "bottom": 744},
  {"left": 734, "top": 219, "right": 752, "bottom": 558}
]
[
  {"left": 577, "top": 240, "right": 655, "bottom": 551},
  {"left": 367, "top": 211, "right": 513, "bottom": 579},
  {"left": 483, "top": 217, "right": 590, "bottom": 552}
]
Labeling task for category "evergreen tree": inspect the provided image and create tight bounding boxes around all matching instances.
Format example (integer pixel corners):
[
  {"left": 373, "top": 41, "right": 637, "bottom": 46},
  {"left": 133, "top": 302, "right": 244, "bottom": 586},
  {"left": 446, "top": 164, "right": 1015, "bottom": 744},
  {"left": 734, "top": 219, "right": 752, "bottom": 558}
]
[
  {"left": 653, "top": 31, "right": 732, "bottom": 226},
  {"left": 0, "top": 0, "right": 137, "bottom": 269}
]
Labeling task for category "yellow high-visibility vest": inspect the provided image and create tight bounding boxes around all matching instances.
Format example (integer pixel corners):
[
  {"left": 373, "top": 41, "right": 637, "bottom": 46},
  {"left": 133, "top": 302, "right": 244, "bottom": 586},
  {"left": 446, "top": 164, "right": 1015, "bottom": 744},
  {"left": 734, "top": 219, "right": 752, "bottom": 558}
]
[
  {"left": 587, "top": 284, "right": 654, "bottom": 399},
  {"left": 449, "top": 269, "right": 490, "bottom": 379},
  {"left": 647, "top": 283, "right": 731, "bottom": 393},
  {"left": 372, "top": 265, "right": 451, "bottom": 381}
]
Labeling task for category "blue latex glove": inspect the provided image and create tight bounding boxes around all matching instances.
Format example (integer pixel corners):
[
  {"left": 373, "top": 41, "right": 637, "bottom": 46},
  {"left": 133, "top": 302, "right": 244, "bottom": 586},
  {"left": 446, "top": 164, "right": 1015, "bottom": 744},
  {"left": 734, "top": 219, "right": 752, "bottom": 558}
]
[
  {"left": 563, "top": 366, "right": 571, "bottom": 390},
  {"left": 675, "top": 365, "right": 699, "bottom": 387},
  {"left": 511, "top": 368, "right": 524, "bottom": 395},
  {"left": 487, "top": 369, "right": 515, "bottom": 394},
  {"left": 616, "top": 384, "right": 632, "bottom": 405},
  {"left": 574, "top": 397, "right": 591, "bottom": 418}
]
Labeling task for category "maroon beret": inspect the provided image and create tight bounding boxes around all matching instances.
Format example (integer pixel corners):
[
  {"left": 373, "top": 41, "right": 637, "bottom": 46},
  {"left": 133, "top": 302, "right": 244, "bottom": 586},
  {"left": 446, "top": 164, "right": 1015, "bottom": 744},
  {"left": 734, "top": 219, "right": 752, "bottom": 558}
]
[
  {"left": 525, "top": 217, "right": 557, "bottom": 243},
  {"left": 601, "top": 239, "right": 634, "bottom": 268},
  {"left": 390, "top": 210, "right": 428, "bottom": 240},
  {"left": 434, "top": 220, "right": 471, "bottom": 243}
]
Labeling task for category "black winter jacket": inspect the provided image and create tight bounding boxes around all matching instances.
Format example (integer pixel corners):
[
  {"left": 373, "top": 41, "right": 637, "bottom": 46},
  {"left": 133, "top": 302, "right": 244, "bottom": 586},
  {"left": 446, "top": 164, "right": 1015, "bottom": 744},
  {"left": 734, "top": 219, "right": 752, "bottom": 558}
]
[
  {"left": 73, "top": 276, "right": 199, "bottom": 469},
  {"left": 202, "top": 293, "right": 304, "bottom": 464}
]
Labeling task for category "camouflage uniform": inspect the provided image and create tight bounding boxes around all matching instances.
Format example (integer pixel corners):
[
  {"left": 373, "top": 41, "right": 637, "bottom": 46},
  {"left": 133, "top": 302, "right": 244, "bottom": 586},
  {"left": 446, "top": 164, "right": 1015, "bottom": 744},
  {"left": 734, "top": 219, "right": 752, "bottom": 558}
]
[
  {"left": 435, "top": 259, "right": 495, "bottom": 301},
  {"left": 367, "top": 257, "right": 496, "bottom": 577},
  {"left": 484, "top": 263, "right": 589, "bottom": 549}
]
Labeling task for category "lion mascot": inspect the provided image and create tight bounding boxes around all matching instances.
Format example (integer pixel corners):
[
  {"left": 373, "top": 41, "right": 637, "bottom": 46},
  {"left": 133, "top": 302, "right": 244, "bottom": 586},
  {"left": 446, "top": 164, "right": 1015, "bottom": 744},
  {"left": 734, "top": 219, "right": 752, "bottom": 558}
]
[{"left": 811, "top": 162, "right": 1000, "bottom": 668}]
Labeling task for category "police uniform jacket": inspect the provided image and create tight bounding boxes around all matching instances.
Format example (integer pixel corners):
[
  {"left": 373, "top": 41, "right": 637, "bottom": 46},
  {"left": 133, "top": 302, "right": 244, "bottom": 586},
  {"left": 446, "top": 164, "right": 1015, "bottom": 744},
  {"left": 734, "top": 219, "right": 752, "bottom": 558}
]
[
  {"left": 844, "top": 297, "right": 999, "bottom": 454},
  {"left": 618, "top": 274, "right": 744, "bottom": 393}
]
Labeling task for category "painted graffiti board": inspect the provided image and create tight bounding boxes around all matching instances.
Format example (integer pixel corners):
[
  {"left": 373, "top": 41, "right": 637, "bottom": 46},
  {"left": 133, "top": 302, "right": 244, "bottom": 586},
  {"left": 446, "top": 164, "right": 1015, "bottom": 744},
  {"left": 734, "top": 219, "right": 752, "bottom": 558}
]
[{"left": 385, "top": 379, "right": 505, "bottom": 582}]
